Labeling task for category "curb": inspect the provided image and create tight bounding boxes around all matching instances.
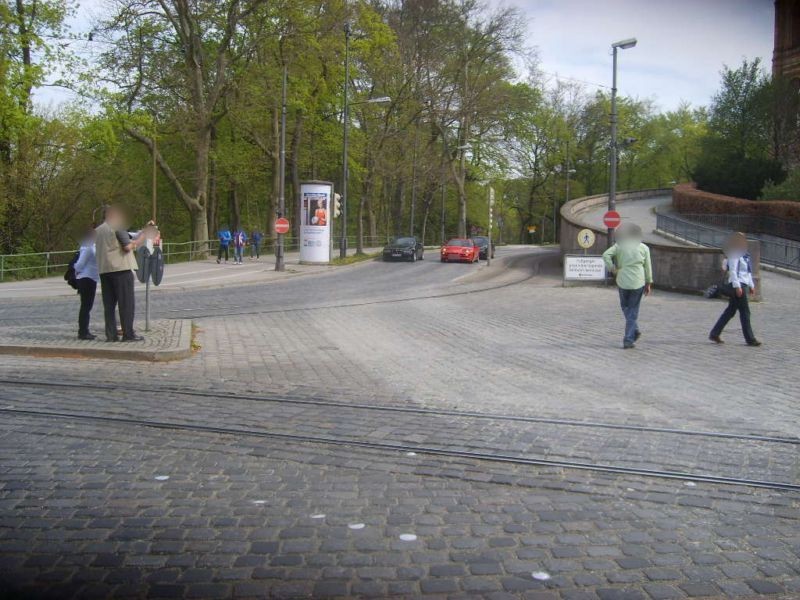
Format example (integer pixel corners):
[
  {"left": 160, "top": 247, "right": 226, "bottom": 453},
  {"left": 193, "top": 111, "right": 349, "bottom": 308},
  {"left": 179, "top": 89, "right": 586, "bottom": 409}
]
[{"left": 0, "top": 320, "right": 193, "bottom": 362}]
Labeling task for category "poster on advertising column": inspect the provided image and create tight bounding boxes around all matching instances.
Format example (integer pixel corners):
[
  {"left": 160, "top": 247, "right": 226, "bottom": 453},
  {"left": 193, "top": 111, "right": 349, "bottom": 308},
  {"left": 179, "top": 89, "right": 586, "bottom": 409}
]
[{"left": 299, "top": 181, "right": 333, "bottom": 264}]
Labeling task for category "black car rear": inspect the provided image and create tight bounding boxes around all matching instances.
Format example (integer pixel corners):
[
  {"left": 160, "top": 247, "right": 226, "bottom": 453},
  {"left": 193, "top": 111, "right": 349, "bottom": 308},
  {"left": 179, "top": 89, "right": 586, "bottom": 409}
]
[{"left": 471, "top": 236, "right": 495, "bottom": 260}]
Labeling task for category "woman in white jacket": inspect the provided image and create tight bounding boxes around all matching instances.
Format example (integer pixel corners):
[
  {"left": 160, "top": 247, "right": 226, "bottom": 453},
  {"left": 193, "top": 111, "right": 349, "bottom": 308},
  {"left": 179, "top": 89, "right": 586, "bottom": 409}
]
[
  {"left": 75, "top": 227, "right": 100, "bottom": 340},
  {"left": 709, "top": 232, "right": 761, "bottom": 346}
]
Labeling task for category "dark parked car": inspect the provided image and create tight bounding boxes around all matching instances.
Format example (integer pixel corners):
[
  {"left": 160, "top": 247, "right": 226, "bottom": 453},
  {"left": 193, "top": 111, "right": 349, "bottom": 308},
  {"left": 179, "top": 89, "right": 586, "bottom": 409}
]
[
  {"left": 383, "top": 236, "right": 424, "bottom": 262},
  {"left": 471, "top": 236, "right": 495, "bottom": 260}
]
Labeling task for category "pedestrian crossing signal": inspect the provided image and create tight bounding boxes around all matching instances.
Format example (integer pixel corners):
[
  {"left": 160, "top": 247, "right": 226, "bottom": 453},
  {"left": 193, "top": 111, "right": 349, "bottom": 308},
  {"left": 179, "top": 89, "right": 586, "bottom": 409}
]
[{"left": 334, "top": 193, "right": 342, "bottom": 218}]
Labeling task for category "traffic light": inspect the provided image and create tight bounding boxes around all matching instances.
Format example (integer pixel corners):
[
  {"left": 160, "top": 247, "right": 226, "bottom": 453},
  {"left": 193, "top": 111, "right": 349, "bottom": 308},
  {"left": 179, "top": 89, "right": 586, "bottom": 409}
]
[{"left": 334, "top": 193, "right": 342, "bottom": 218}]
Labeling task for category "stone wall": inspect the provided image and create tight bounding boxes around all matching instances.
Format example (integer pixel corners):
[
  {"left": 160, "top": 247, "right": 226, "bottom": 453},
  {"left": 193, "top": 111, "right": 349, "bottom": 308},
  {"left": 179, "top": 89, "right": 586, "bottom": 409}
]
[{"left": 559, "top": 189, "right": 762, "bottom": 296}]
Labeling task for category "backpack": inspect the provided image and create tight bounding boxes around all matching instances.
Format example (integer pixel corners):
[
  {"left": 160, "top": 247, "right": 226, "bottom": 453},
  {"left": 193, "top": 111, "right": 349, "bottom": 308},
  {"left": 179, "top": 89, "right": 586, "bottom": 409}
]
[{"left": 64, "top": 251, "right": 80, "bottom": 290}]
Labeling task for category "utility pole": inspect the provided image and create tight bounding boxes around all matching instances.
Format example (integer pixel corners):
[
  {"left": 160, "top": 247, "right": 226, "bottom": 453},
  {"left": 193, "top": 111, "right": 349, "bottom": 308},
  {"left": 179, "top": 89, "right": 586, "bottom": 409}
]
[
  {"left": 276, "top": 63, "right": 287, "bottom": 272},
  {"left": 409, "top": 121, "right": 419, "bottom": 237},
  {"left": 339, "top": 22, "right": 352, "bottom": 259}
]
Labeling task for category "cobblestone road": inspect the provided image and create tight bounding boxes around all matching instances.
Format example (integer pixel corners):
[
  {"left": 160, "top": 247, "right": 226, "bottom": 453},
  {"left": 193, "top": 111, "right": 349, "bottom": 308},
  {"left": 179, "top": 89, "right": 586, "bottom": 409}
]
[{"left": 1, "top": 247, "right": 799, "bottom": 598}]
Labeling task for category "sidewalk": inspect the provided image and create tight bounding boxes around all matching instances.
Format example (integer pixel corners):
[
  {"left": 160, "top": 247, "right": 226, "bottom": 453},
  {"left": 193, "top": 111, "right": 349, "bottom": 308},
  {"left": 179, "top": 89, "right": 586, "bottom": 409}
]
[
  {"left": 0, "top": 248, "right": 381, "bottom": 300},
  {"left": 0, "top": 319, "right": 192, "bottom": 362}
]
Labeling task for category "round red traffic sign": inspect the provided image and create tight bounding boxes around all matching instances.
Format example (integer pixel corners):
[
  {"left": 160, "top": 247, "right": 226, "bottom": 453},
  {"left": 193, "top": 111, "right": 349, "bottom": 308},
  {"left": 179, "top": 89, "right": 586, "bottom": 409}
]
[
  {"left": 274, "top": 217, "right": 290, "bottom": 235},
  {"left": 603, "top": 210, "right": 622, "bottom": 229}
]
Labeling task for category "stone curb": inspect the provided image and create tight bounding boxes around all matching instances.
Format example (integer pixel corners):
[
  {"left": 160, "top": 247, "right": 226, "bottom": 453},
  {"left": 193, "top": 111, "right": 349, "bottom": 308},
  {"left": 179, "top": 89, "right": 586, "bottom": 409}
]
[{"left": 0, "top": 319, "right": 193, "bottom": 362}]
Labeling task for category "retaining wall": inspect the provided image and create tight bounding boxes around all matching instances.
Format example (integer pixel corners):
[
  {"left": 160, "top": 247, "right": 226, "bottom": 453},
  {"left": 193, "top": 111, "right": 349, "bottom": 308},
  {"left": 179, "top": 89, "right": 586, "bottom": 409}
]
[{"left": 559, "top": 189, "right": 762, "bottom": 295}]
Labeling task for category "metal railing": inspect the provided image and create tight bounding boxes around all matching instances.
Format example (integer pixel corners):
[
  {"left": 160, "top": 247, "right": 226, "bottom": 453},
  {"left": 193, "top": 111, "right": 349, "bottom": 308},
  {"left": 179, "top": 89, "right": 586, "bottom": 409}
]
[
  {"left": 675, "top": 213, "right": 800, "bottom": 243},
  {"left": 656, "top": 211, "right": 800, "bottom": 272},
  {"left": 0, "top": 235, "right": 391, "bottom": 281}
]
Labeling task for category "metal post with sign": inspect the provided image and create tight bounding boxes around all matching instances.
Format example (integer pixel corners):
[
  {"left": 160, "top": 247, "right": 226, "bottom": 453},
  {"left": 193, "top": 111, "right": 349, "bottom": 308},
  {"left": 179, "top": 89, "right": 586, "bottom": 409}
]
[
  {"left": 563, "top": 229, "right": 605, "bottom": 287},
  {"left": 487, "top": 187, "right": 495, "bottom": 267}
]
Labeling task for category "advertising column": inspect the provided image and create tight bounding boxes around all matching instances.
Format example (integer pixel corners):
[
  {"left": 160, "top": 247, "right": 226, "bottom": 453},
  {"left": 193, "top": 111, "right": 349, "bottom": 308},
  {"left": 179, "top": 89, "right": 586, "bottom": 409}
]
[{"left": 299, "top": 181, "right": 333, "bottom": 264}]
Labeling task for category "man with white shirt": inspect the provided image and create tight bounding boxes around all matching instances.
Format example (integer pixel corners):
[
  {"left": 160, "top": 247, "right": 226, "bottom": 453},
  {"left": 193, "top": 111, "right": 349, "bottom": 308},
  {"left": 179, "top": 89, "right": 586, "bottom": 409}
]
[{"left": 709, "top": 232, "right": 761, "bottom": 347}]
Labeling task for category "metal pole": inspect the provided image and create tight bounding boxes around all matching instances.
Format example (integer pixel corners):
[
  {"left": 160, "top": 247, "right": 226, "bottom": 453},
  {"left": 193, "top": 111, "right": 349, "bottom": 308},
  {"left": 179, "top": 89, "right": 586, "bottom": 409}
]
[
  {"left": 409, "top": 121, "right": 418, "bottom": 237},
  {"left": 145, "top": 279, "right": 151, "bottom": 332},
  {"left": 339, "top": 23, "right": 351, "bottom": 259},
  {"left": 608, "top": 46, "right": 619, "bottom": 248},
  {"left": 276, "top": 63, "right": 287, "bottom": 272},
  {"left": 487, "top": 187, "right": 494, "bottom": 267},
  {"left": 552, "top": 174, "right": 558, "bottom": 245},
  {"left": 152, "top": 133, "right": 157, "bottom": 222},
  {"left": 440, "top": 167, "right": 446, "bottom": 245}
]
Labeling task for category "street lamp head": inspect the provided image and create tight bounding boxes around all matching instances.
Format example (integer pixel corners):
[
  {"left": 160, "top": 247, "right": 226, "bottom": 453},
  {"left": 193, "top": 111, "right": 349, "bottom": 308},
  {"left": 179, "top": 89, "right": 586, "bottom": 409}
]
[{"left": 612, "top": 37, "right": 637, "bottom": 50}]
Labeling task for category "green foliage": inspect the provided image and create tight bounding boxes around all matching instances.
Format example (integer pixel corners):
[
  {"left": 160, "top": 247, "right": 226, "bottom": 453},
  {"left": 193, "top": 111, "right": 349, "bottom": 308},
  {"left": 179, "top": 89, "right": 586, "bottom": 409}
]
[
  {"left": 693, "top": 58, "right": 786, "bottom": 200},
  {"left": 761, "top": 168, "right": 800, "bottom": 202}
]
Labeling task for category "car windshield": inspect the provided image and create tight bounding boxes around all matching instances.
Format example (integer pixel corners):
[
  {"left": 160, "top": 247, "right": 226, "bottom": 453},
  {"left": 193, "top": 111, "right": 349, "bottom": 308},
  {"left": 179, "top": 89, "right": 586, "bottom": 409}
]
[
  {"left": 392, "top": 237, "right": 415, "bottom": 246},
  {"left": 472, "top": 237, "right": 488, "bottom": 245},
  {"left": 446, "top": 239, "right": 473, "bottom": 247}
]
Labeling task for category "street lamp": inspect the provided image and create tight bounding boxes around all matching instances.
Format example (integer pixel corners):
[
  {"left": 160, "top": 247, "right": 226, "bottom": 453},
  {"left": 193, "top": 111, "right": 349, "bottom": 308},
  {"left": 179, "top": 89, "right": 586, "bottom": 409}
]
[{"left": 608, "top": 37, "right": 637, "bottom": 247}]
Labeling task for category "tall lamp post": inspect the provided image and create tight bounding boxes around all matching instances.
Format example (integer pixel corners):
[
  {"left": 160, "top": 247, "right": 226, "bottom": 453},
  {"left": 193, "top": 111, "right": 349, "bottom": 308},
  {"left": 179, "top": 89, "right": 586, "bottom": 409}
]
[
  {"left": 276, "top": 63, "right": 288, "bottom": 271},
  {"left": 339, "top": 22, "right": 352, "bottom": 259},
  {"left": 608, "top": 37, "right": 636, "bottom": 247}
]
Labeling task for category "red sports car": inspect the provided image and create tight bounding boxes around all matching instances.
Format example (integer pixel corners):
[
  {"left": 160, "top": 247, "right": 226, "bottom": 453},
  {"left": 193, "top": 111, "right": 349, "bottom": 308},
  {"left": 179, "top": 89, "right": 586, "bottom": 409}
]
[{"left": 440, "top": 238, "right": 480, "bottom": 263}]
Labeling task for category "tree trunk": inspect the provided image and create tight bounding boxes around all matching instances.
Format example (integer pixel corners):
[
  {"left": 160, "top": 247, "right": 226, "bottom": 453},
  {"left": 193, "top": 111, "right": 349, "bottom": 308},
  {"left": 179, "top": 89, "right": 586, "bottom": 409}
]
[
  {"left": 191, "top": 208, "right": 209, "bottom": 258},
  {"left": 228, "top": 182, "right": 241, "bottom": 231},
  {"left": 207, "top": 126, "right": 219, "bottom": 237},
  {"left": 289, "top": 113, "right": 304, "bottom": 242}
]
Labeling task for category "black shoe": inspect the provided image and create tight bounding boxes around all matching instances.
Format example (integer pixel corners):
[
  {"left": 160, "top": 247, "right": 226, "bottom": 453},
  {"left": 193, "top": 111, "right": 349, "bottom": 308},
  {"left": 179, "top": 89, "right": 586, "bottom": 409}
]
[
  {"left": 634, "top": 331, "right": 642, "bottom": 341},
  {"left": 747, "top": 339, "right": 762, "bottom": 347},
  {"left": 121, "top": 335, "right": 144, "bottom": 342},
  {"left": 623, "top": 342, "right": 635, "bottom": 349},
  {"left": 709, "top": 335, "right": 723, "bottom": 344},
  {"left": 106, "top": 337, "right": 119, "bottom": 343},
  {"left": 78, "top": 333, "right": 96, "bottom": 341}
]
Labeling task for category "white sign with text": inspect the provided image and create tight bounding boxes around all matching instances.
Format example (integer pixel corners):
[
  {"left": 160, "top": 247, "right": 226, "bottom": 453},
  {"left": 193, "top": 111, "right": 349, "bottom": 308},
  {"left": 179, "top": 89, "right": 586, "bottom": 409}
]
[{"left": 564, "top": 255, "right": 606, "bottom": 281}]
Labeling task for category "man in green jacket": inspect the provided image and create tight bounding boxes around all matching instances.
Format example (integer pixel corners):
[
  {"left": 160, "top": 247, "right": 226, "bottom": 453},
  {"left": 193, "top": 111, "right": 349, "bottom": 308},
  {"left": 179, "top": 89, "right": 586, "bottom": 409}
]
[{"left": 602, "top": 223, "right": 653, "bottom": 349}]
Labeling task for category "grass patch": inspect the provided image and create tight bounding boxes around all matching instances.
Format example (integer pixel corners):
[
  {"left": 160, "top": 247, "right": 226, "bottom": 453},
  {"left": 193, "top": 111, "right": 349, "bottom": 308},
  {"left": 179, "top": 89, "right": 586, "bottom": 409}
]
[{"left": 330, "top": 251, "right": 381, "bottom": 266}]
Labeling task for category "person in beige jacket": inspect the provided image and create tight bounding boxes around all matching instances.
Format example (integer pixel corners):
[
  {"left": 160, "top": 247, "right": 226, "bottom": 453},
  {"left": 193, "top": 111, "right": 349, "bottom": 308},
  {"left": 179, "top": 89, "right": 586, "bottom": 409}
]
[{"left": 95, "top": 205, "right": 146, "bottom": 342}]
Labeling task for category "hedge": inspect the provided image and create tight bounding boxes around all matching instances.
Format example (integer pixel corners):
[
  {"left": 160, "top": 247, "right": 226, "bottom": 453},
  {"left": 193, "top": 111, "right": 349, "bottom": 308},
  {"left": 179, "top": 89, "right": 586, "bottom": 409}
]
[{"left": 673, "top": 183, "right": 800, "bottom": 222}]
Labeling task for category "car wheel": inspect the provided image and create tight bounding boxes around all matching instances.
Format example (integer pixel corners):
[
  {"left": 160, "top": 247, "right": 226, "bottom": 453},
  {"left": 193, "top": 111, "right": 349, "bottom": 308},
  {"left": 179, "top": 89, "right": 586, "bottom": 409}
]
[
  {"left": 411, "top": 253, "right": 417, "bottom": 262},
  {"left": 419, "top": 251, "right": 424, "bottom": 260}
]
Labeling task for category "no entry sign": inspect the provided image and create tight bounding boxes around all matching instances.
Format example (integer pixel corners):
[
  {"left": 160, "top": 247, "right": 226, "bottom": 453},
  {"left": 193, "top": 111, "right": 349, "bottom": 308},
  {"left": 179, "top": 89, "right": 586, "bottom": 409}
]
[
  {"left": 603, "top": 210, "right": 622, "bottom": 229},
  {"left": 274, "top": 217, "right": 290, "bottom": 235}
]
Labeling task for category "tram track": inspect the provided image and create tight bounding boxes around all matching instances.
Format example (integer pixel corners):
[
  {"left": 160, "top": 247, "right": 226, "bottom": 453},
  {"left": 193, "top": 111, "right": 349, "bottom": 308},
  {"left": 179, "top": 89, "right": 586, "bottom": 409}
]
[
  {"left": 1, "top": 378, "right": 799, "bottom": 493},
  {"left": 1, "top": 405, "right": 798, "bottom": 493}
]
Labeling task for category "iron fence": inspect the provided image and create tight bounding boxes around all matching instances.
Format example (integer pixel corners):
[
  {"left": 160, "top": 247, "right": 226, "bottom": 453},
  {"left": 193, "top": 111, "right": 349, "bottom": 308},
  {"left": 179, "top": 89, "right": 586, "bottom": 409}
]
[
  {"left": 656, "top": 211, "right": 800, "bottom": 272},
  {"left": 0, "top": 235, "right": 390, "bottom": 281},
  {"left": 675, "top": 213, "right": 800, "bottom": 243}
]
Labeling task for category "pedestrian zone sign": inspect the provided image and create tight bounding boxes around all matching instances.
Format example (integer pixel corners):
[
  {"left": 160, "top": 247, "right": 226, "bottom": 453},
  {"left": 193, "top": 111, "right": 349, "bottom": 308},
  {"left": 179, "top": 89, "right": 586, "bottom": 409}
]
[{"left": 564, "top": 255, "right": 606, "bottom": 282}]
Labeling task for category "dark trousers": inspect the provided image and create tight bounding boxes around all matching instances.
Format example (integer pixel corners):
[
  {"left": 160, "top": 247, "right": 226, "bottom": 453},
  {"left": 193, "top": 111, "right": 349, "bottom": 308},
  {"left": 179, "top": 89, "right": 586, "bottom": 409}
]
[
  {"left": 100, "top": 270, "right": 135, "bottom": 341},
  {"left": 618, "top": 287, "right": 645, "bottom": 345},
  {"left": 217, "top": 244, "right": 229, "bottom": 261},
  {"left": 251, "top": 242, "right": 261, "bottom": 258},
  {"left": 76, "top": 278, "right": 97, "bottom": 336},
  {"left": 711, "top": 286, "right": 755, "bottom": 343}
]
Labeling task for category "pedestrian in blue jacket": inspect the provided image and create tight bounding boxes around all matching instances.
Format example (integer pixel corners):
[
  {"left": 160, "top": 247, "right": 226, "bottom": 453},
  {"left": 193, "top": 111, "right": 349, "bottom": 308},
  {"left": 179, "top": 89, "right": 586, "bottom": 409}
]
[
  {"left": 250, "top": 229, "right": 263, "bottom": 260},
  {"left": 217, "top": 227, "right": 232, "bottom": 264},
  {"left": 233, "top": 229, "right": 247, "bottom": 265}
]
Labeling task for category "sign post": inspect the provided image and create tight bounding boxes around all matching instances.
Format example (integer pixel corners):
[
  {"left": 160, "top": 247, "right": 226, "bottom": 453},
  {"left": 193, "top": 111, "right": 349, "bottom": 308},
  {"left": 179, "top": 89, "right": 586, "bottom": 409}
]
[
  {"left": 299, "top": 181, "right": 333, "bottom": 264},
  {"left": 577, "top": 228, "right": 596, "bottom": 255},
  {"left": 487, "top": 187, "right": 495, "bottom": 267},
  {"left": 603, "top": 210, "right": 622, "bottom": 230}
]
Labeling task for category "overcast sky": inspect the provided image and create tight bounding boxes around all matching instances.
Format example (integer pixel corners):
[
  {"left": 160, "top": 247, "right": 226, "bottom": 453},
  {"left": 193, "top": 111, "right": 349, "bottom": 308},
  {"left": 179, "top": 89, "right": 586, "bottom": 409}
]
[
  {"left": 39, "top": 0, "right": 775, "bottom": 112},
  {"left": 494, "top": 0, "right": 774, "bottom": 110}
]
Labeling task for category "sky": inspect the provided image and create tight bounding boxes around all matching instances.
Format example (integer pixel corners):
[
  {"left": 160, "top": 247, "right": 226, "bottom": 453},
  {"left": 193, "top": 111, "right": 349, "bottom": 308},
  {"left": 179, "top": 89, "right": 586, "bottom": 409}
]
[
  {"left": 38, "top": 0, "right": 775, "bottom": 113},
  {"left": 492, "top": 0, "right": 775, "bottom": 110}
]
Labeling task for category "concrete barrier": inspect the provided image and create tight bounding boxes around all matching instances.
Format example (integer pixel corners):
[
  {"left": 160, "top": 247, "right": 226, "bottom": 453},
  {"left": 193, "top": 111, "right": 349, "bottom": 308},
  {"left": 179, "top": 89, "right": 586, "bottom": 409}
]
[{"left": 559, "top": 189, "right": 762, "bottom": 296}]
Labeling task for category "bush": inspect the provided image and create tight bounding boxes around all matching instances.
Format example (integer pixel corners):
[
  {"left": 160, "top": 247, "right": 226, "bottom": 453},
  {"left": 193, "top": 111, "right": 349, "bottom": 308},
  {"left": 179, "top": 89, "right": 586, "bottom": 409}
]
[
  {"left": 673, "top": 183, "right": 800, "bottom": 222},
  {"left": 693, "top": 143, "right": 785, "bottom": 200},
  {"left": 761, "top": 168, "right": 800, "bottom": 201}
]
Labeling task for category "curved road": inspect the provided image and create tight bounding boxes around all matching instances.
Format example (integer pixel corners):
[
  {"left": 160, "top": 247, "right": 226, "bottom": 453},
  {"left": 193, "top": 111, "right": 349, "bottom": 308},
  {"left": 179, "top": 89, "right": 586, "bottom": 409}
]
[{"left": 576, "top": 194, "right": 687, "bottom": 247}]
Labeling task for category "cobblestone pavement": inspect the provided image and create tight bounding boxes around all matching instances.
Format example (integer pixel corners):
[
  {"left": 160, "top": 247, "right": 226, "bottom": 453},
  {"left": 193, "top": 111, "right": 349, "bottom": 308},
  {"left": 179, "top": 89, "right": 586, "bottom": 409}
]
[{"left": 1, "top": 248, "right": 799, "bottom": 598}]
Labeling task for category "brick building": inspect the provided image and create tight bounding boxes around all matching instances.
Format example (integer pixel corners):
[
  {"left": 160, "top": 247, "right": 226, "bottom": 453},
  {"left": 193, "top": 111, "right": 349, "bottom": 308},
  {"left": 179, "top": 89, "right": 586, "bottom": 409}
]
[{"left": 774, "top": 0, "right": 800, "bottom": 82}]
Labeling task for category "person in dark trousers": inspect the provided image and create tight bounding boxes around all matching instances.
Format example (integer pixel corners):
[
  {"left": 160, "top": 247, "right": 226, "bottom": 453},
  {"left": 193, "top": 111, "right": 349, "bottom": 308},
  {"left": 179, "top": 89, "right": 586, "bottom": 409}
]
[
  {"left": 217, "top": 226, "right": 232, "bottom": 263},
  {"left": 74, "top": 227, "right": 99, "bottom": 340},
  {"left": 233, "top": 229, "right": 247, "bottom": 264},
  {"left": 95, "top": 205, "right": 146, "bottom": 342},
  {"left": 710, "top": 232, "right": 761, "bottom": 346},
  {"left": 250, "top": 229, "right": 263, "bottom": 260},
  {"left": 602, "top": 223, "right": 653, "bottom": 349}
]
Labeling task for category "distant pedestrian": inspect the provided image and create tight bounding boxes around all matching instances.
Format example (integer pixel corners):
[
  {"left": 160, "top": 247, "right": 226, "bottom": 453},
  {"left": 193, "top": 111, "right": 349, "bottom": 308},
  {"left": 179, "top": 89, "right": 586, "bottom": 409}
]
[
  {"left": 217, "top": 226, "right": 232, "bottom": 264},
  {"left": 709, "top": 232, "right": 761, "bottom": 346},
  {"left": 250, "top": 229, "right": 263, "bottom": 260},
  {"left": 233, "top": 229, "right": 247, "bottom": 265},
  {"left": 95, "top": 205, "right": 146, "bottom": 342},
  {"left": 74, "top": 227, "right": 99, "bottom": 340},
  {"left": 602, "top": 223, "right": 653, "bottom": 349}
]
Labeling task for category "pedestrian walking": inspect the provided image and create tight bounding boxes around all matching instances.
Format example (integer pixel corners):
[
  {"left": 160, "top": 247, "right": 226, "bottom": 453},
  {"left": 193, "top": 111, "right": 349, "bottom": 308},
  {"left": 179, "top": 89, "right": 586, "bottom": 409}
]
[
  {"left": 250, "top": 229, "right": 263, "bottom": 260},
  {"left": 95, "top": 205, "right": 146, "bottom": 342},
  {"left": 217, "top": 226, "right": 232, "bottom": 264},
  {"left": 233, "top": 229, "right": 247, "bottom": 265},
  {"left": 602, "top": 223, "right": 653, "bottom": 349},
  {"left": 709, "top": 232, "right": 761, "bottom": 346},
  {"left": 74, "top": 227, "right": 99, "bottom": 340}
]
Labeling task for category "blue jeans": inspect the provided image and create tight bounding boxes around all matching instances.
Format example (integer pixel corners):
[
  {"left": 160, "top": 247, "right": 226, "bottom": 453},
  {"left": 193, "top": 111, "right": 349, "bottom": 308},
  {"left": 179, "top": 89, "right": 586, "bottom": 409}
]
[
  {"left": 618, "top": 287, "right": 644, "bottom": 346},
  {"left": 234, "top": 246, "right": 244, "bottom": 262}
]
